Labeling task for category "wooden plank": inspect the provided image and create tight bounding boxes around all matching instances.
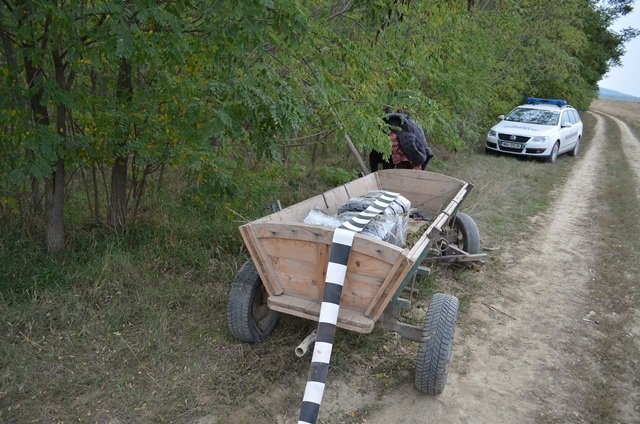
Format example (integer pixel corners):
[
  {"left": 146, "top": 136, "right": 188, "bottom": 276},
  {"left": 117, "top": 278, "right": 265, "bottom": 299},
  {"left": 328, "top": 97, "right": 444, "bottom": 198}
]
[
  {"left": 252, "top": 223, "right": 404, "bottom": 265},
  {"left": 253, "top": 223, "right": 334, "bottom": 244},
  {"left": 239, "top": 225, "right": 284, "bottom": 296},
  {"left": 344, "top": 249, "right": 396, "bottom": 279},
  {"left": 343, "top": 173, "right": 380, "bottom": 198},
  {"left": 253, "top": 193, "right": 329, "bottom": 224},
  {"left": 340, "top": 274, "right": 382, "bottom": 311},
  {"left": 405, "top": 184, "right": 468, "bottom": 262},
  {"left": 322, "top": 186, "right": 351, "bottom": 215},
  {"left": 261, "top": 238, "right": 325, "bottom": 263},
  {"left": 368, "top": 256, "right": 415, "bottom": 322},
  {"left": 268, "top": 294, "right": 376, "bottom": 333},
  {"left": 273, "top": 257, "right": 324, "bottom": 298},
  {"left": 263, "top": 242, "right": 392, "bottom": 311},
  {"left": 379, "top": 169, "right": 466, "bottom": 186},
  {"left": 376, "top": 170, "right": 465, "bottom": 214},
  {"left": 364, "top": 255, "right": 411, "bottom": 318}
]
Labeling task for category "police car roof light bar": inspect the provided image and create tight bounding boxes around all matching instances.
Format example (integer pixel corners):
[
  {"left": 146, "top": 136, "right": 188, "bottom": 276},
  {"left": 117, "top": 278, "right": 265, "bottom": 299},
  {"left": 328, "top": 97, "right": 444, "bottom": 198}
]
[{"left": 525, "top": 97, "right": 567, "bottom": 107}]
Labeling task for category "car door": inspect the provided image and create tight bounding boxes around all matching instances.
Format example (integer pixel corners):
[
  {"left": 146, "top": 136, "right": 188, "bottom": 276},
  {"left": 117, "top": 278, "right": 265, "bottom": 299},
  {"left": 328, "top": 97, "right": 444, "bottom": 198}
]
[
  {"left": 570, "top": 110, "right": 582, "bottom": 138},
  {"left": 559, "top": 111, "right": 576, "bottom": 152}
]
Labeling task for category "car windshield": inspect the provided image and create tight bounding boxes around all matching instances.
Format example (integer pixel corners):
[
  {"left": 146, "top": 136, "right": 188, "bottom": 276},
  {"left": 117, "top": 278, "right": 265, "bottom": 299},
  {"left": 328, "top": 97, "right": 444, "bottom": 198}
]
[{"left": 504, "top": 108, "right": 560, "bottom": 126}]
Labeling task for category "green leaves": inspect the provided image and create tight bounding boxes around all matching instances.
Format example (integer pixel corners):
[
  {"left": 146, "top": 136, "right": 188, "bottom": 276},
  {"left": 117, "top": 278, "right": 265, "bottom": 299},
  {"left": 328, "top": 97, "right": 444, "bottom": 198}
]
[{"left": 0, "top": 0, "right": 634, "bottom": 238}]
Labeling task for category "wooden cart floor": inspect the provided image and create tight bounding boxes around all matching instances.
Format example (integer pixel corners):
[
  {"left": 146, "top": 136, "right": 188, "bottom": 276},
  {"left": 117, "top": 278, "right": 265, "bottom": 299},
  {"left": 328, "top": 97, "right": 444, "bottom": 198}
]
[{"left": 268, "top": 294, "right": 375, "bottom": 333}]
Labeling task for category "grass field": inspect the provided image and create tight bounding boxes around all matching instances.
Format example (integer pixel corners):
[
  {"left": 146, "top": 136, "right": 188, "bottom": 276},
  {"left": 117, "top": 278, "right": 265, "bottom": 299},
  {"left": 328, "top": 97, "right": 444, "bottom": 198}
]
[{"left": 1, "top": 115, "right": 594, "bottom": 422}]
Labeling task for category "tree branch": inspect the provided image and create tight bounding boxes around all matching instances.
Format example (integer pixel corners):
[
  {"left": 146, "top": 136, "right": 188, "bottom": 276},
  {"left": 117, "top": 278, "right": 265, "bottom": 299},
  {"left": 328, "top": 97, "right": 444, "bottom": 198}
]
[{"left": 327, "top": 0, "right": 353, "bottom": 20}]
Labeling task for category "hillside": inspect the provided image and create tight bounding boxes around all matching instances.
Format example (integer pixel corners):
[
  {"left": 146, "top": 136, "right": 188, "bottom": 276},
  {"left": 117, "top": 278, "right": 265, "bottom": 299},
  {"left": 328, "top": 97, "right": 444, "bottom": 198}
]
[{"left": 598, "top": 87, "right": 640, "bottom": 102}]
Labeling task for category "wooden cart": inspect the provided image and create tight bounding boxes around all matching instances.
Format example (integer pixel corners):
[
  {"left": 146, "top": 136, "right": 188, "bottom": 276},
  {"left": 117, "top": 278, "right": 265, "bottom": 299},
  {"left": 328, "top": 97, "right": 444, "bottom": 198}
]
[{"left": 226, "top": 169, "right": 485, "bottom": 394}]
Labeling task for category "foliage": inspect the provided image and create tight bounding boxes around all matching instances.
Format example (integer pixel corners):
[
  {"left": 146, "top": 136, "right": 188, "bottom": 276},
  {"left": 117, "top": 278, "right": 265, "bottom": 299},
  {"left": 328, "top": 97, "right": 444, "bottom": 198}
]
[{"left": 0, "top": 0, "right": 636, "bottom": 250}]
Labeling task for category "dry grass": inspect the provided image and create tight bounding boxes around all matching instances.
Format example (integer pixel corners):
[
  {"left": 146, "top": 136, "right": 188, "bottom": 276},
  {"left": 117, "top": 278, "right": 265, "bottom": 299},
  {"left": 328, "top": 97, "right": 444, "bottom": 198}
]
[
  {"left": 0, "top": 109, "right": 622, "bottom": 423},
  {"left": 579, "top": 113, "right": 640, "bottom": 421},
  {"left": 592, "top": 99, "right": 640, "bottom": 138}
]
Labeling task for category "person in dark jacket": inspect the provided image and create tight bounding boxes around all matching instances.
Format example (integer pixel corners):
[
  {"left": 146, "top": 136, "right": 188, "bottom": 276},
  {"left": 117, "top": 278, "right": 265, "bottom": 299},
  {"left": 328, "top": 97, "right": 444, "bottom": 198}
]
[{"left": 370, "top": 112, "right": 434, "bottom": 171}]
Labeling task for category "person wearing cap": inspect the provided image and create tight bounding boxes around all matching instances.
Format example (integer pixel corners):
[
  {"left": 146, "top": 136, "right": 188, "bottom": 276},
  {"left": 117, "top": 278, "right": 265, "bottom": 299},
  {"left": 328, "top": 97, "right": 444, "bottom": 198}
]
[{"left": 372, "top": 111, "right": 433, "bottom": 171}]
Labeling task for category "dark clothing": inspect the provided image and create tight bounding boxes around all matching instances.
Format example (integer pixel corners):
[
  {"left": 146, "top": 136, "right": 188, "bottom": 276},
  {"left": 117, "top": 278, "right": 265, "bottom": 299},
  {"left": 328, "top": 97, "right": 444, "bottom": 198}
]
[
  {"left": 382, "top": 113, "right": 434, "bottom": 169},
  {"left": 369, "top": 150, "right": 394, "bottom": 172}
]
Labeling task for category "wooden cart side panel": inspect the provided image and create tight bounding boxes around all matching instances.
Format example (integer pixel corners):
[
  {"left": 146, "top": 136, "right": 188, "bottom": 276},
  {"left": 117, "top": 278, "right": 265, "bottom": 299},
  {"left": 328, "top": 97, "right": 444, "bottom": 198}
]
[
  {"left": 368, "top": 261, "right": 413, "bottom": 321},
  {"left": 265, "top": 238, "right": 328, "bottom": 301},
  {"left": 378, "top": 169, "right": 466, "bottom": 187},
  {"left": 364, "top": 254, "right": 413, "bottom": 318},
  {"left": 377, "top": 170, "right": 465, "bottom": 215},
  {"left": 272, "top": 253, "right": 326, "bottom": 300},
  {"left": 239, "top": 225, "right": 284, "bottom": 296},
  {"left": 343, "top": 172, "right": 382, "bottom": 198},
  {"left": 405, "top": 183, "right": 469, "bottom": 262},
  {"left": 341, "top": 271, "right": 388, "bottom": 311},
  {"left": 257, "top": 230, "right": 400, "bottom": 312},
  {"left": 254, "top": 194, "right": 330, "bottom": 224},
  {"left": 251, "top": 223, "right": 404, "bottom": 264},
  {"left": 251, "top": 172, "right": 381, "bottom": 225},
  {"left": 269, "top": 254, "right": 393, "bottom": 313},
  {"left": 321, "top": 186, "right": 351, "bottom": 214}
]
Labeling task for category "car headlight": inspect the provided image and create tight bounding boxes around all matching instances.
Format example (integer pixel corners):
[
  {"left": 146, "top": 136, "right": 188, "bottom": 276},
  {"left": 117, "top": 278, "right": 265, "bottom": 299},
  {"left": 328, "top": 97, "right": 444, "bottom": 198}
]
[
  {"left": 488, "top": 130, "right": 497, "bottom": 137},
  {"left": 530, "top": 136, "right": 548, "bottom": 142}
]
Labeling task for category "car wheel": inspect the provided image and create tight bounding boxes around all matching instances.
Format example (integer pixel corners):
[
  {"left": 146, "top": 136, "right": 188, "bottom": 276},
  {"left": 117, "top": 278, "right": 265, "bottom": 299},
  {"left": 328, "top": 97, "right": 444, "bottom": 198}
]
[
  {"left": 415, "top": 293, "right": 459, "bottom": 395},
  {"left": 547, "top": 142, "right": 559, "bottom": 163},
  {"left": 569, "top": 136, "right": 580, "bottom": 157},
  {"left": 227, "top": 260, "right": 280, "bottom": 343}
]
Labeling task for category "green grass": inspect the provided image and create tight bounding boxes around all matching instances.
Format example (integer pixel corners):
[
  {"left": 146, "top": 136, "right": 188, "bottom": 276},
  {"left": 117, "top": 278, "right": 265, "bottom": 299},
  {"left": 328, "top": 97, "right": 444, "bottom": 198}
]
[{"left": 0, "top": 114, "right": 606, "bottom": 422}]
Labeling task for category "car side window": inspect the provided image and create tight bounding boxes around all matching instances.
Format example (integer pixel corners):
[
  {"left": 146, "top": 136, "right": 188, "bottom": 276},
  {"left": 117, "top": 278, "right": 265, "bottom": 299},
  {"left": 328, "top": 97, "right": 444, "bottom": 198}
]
[
  {"left": 561, "top": 111, "right": 572, "bottom": 126},
  {"left": 571, "top": 110, "right": 581, "bottom": 123}
]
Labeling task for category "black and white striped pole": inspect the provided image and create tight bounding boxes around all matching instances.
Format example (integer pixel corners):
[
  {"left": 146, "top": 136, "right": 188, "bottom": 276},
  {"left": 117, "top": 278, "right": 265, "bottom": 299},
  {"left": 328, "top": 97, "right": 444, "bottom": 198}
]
[{"left": 298, "top": 191, "right": 400, "bottom": 424}]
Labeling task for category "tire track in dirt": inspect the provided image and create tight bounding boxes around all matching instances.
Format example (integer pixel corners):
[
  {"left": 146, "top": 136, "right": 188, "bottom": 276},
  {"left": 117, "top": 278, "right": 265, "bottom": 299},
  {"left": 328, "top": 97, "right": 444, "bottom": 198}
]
[
  {"left": 590, "top": 107, "right": 640, "bottom": 421},
  {"left": 363, "top": 115, "right": 611, "bottom": 423},
  {"left": 592, "top": 109, "right": 640, "bottom": 198}
]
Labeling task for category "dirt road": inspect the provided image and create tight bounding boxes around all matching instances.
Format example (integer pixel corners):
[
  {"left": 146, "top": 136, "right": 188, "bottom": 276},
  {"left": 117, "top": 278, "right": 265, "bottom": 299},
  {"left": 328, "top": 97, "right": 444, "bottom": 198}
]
[
  {"left": 225, "top": 102, "right": 640, "bottom": 424},
  {"left": 274, "top": 102, "right": 638, "bottom": 424},
  {"left": 351, "top": 103, "right": 640, "bottom": 424}
]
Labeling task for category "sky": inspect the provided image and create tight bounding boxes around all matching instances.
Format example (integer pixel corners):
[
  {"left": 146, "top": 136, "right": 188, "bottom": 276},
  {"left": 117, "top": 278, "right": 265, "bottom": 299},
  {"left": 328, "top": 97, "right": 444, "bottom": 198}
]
[{"left": 599, "top": 4, "right": 640, "bottom": 97}]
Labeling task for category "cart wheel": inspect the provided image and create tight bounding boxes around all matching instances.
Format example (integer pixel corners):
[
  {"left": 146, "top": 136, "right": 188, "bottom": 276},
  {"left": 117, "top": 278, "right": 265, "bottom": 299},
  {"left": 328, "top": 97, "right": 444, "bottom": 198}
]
[
  {"left": 447, "top": 212, "right": 481, "bottom": 254},
  {"left": 415, "top": 293, "right": 459, "bottom": 395},
  {"left": 227, "top": 260, "right": 280, "bottom": 343}
]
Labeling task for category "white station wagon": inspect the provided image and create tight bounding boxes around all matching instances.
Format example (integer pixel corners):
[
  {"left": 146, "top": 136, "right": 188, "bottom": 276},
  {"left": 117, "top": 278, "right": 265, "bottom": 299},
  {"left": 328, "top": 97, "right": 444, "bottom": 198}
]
[{"left": 485, "top": 98, "right": 583, "bottom": 163}]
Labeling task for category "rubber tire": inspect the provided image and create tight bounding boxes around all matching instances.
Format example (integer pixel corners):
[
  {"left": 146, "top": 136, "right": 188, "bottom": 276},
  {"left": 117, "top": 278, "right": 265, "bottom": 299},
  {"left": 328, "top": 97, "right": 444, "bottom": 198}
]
[
  {"left": 448, "top": 212, "right": 481, "bottom": 254},
  {"left": 547, "top": 142, "right": 559, "bottom": 163},
  {"left": 227, "top": 260, "right": 280, "bottom": 343},
  {"left": 569, "top": 136, "right": 580, "bottom": 157},
  {"left": 415, "top": 293, "right": 459, "bottom": 395}
]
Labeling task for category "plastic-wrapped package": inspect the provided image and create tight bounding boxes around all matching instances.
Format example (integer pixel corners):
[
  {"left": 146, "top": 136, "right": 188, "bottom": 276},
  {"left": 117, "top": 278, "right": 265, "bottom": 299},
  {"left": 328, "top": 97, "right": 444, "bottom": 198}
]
[
  {"left": 304, "top": 191, "right": 410, "bottom": 247},
  {"left": 303, "top": 209, "right": 342, "bottom": 228},
  {"left": 337, "top": 212, "right": 407, "bottom": 246},
  {"left": 338, "top": 190, "right": 411, "bottom": 216}
]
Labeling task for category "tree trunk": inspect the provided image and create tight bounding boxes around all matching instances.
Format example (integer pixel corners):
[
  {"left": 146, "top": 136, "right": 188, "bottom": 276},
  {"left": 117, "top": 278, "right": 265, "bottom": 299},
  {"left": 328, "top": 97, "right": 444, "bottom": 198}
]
[
  {"left": 110, "top": 156, "right": 128, "bottom": 232},
  {"left": 110, "top": 58, "right": 133, "bottom": 232},
  {"left": 44, "top": 47, "right": 74, "bottom": 253},
  {"left": 92, "top": 165, "right": 100, "bottom": 223},
  {"left": 45, "top": 159, "right": 65, "bottom": 252}
]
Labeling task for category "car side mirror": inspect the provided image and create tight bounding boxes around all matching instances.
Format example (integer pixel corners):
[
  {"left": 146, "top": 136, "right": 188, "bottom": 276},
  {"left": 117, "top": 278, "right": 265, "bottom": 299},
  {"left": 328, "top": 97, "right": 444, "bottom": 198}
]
[
  {"left": 498, "top": 115, "right": 505, "bottom": 120},
  {"left": 561, "top": 122, "right": 573, "bottom": 128}
]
